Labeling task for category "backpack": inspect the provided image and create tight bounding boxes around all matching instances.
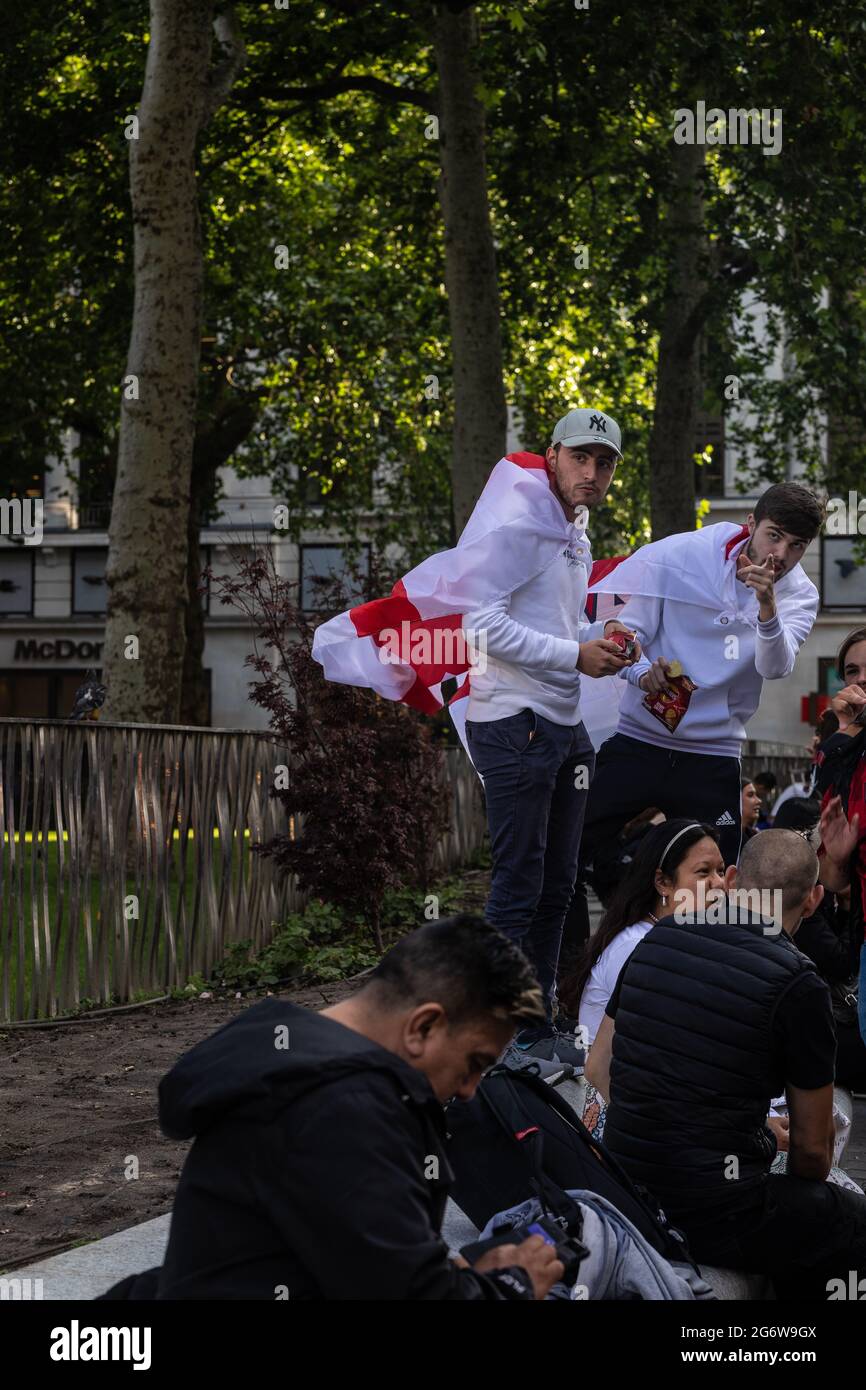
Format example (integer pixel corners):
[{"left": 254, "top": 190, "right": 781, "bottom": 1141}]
[{"left": 446, "top": 1065, "right": 694, "bottom": 1267}]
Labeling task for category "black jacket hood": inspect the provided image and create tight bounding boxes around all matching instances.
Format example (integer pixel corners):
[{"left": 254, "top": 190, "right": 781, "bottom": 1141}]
[{"left": 158, "top": 998, "right": 437, "bottom": 1140}]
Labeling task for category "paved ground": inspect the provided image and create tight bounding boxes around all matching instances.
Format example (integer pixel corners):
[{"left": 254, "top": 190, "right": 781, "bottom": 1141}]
[
  {"left": 843, "top": 1097, "right": 866, "bottom": 1188},
  {"left": 5, "top": 1214, "right": 171, "bottom": 1300},
  {"left": 8, "top": 1088, "right": 773, "bottom": 1301}
]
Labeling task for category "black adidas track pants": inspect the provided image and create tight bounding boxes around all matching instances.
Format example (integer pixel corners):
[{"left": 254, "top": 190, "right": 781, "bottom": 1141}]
[{"left": 558, "top": 732, "right": 742, "bottom": 981}]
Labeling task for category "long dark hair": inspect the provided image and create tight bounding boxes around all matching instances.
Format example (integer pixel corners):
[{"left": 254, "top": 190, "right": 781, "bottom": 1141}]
[
  {"left": 772, "top": 796, "right": 820, "bottom": 833},
  {"left": 559, "top": 819, "right": 719, "bottom": 1018}
]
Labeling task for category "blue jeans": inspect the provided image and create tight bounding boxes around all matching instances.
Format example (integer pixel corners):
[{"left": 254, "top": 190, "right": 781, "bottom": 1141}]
[
  {"left": 859, "top": 941, "right": 866, "bottom": 1048},
  {"left": 466, "top": 709, "right": 595, "bottom": 1022}
]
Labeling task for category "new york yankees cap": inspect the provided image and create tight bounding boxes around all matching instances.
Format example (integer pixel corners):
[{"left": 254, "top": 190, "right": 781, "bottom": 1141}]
[{"left": 551, "top": 407, "right": 623, "bottom": 458}]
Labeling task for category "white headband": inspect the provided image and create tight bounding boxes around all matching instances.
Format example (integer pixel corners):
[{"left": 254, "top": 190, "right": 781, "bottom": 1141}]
[{"left": 657, "top": 822, "right": 703, "bottom": 873}]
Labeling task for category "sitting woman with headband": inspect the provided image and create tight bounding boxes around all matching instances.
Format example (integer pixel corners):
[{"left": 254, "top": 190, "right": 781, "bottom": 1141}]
[{"left": 559, "top": 819, "right": 725, "bottom": 1138}]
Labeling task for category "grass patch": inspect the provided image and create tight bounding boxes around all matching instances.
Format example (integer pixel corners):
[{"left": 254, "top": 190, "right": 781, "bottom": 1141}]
[
  {"left": 2, "top": 837, "right": 490, "bottom": 1018},
  {"left": 0, "top": 832, "right": 254, "bottom": 1020}
]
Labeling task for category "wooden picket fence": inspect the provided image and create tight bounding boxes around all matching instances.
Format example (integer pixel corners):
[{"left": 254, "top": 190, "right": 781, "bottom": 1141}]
[{"left": 0, "top": 718, "right": 485, "bottom": 1022}]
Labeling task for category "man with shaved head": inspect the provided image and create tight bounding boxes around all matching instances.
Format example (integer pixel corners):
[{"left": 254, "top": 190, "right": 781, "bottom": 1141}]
[
  {"left": 585, "top": 828, "right": 866, "bottom": 1300},
  {"left": 733, "top": 823, "right": 824, "bottom": 923}
]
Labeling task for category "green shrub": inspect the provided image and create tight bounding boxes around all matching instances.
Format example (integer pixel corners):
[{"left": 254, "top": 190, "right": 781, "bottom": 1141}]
[
  {"left": 211, "top": 873, "right": 472, "bottom": 993},
  {"left": 377, "top": 880, "right": 465, "bottom": 934},
  {"left": 208, "top": 551, "right": 450, "bottom": 953},
  {"left": 214, "top": 899, "right": 378, "bottom": 991}
]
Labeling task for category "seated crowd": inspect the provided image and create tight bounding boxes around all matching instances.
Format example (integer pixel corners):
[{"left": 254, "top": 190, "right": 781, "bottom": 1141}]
[
  {"left": 577, "top": 825, "right": 865, "bottom": 1299},
  {"left": 100, "top": 631, "right": 866, "bottom": 1302}
]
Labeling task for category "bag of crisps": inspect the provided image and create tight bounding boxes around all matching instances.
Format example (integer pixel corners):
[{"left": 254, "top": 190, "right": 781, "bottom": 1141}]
[
  {"left": 608, "top": 629, "right": 639, "bottom": 661},
  {"left": 642, "top": 659, "right": 698, "bottom": 733}
]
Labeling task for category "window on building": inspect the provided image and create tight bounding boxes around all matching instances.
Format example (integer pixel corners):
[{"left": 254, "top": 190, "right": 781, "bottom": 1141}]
[
  {"left": 299, "top": 544, "right": 370, "bottom": 612},
  {"left": 72, "top": 548, "right": 108, "bottom": 614},
  {"left": 0, "top": 671, "right": 51, "bottom": 717},
  {"left": 0, "top": 668, "right": 113, "bottom": 719},
  {"left": 693, "top": 412, "right": 725, "bottom": 496},
  {"left": 206, "top": 543, "right": 253, "bottom": 608},
  {"left": 68, "top": 546, "right": 208, "bottom": 616},
  {"left": 821, "top": 538, "right": 866, "bottom": 610},
  {"left": 818, "top": 656, "right": 845, "bottom": 699},
  {"left": 5, "top": 465, "right": 44, "bottom": 500},
  {"left": 77, "top": 456, "right": 116, "bottom": 531},
  {"left": 0, "top": 670, "right": 85, "bottom": 718},
  {"left": 58, "top": 670, "right": 93, "bottom": 719},
  {"left": 0, "top": 549, "right": 35, "bottom": 616}
]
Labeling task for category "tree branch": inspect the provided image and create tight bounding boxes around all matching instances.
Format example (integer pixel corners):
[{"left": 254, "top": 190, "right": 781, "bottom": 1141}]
[
  {"left": 202, "top": 5, "right": 247, "bottom": 126},
  {"left": 680, "top": 246, "right": 761, "bottom": 347},
  {"left": 193, "top": 401, "right": 258, "bottom": 473},
  {"left": 256, "top": 74, "right": 439, "bottom": 115}
]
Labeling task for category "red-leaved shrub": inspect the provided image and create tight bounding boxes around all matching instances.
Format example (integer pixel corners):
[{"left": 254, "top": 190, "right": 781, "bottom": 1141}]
[{"left": 208, "top": 548, "right": 449, "bottom": 951}]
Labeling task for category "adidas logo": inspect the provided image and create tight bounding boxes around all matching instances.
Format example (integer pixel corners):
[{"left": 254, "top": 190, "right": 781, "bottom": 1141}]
[{"left": 715, "top": 811, "right": 736, "bottom": 826}]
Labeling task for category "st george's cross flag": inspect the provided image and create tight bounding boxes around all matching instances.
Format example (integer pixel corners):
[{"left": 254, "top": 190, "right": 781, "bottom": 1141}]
[{"left": 311, "top": 452, "right": 630, "bottom": 754}]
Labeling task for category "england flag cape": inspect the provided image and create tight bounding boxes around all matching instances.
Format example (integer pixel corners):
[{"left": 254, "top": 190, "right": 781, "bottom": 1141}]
[
  {"left": 311, "top": 452, "right": 629, "bottom": 754},
  {"left": 313, "top": 459, "right": 820, "bottom": 763},
  {"left": 587, "top": 521, "right": 819, "bottom": 625},
  {"left": 585, "top": 520, "right": 820, "bottom": 741}
]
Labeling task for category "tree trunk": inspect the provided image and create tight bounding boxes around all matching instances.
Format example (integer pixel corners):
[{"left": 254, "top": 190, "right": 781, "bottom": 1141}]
[
  {"left": 103, "top": 1, "right": 244, "bottom": 724},
  {"left": 647, "top": 140, "right": 709, "bottom": 540},
  {"left": 179, "top": 465, "right": 211, "bottom": 727},
  {"left": 432, "top": 3, "right": 507, "bottom": 536},
  {"left": 180, "top": 399, "right": 258, "bottom": 725}
]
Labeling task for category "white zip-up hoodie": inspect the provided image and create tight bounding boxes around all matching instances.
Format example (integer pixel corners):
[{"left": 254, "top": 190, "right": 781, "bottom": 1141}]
[
  {"left": 592, "top": 523, "right": 820, "bottom": 758},
  {"left": 463, "top": 511, "right": 605, "bottom": 726}
]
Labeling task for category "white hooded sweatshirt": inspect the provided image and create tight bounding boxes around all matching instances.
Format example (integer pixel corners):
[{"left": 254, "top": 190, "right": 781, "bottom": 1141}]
[{"left": 588, "top": 522, "right": 820, "bottom": 758}]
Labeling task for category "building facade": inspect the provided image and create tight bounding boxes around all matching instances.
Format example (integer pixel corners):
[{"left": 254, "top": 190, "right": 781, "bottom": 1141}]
[
  {"left": 2, "top": 399, "right": 863, "bottom": 742},
  {"left": 695, "top": 302, "right": 866, "bottom": 749},
  {"left": 0, "top": 458, "right": 360, "bottom": 730}
]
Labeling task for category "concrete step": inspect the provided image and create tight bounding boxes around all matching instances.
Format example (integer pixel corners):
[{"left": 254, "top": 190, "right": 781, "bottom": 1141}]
[{"left": 6, "top": 1215, "right": 170, "bottom": 1301}]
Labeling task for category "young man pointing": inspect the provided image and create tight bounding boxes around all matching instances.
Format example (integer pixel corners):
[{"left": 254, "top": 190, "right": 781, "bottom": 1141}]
[{"left": 563, "top": 483, "right": 822, "bottom": 960}]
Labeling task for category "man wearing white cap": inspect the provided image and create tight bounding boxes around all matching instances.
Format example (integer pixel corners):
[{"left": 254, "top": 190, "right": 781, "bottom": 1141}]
[
  {"left": 463, "top": 407, "right": 639, "bottom": 1065},
  {"left": 313, "top": 406, "right": 637, "bottom": 1065}
]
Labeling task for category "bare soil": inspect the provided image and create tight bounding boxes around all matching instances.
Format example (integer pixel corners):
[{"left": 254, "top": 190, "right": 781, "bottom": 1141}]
[
  {"left": 0, "top": 870, "right": 491, "bottom": 1271},
  {"left": 0, "top": 982, "right": 357, "bottom": 1270}
]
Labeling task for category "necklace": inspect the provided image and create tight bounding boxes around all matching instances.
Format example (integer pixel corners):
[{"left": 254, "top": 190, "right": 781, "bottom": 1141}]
[{"left": 647, "top": 912, "right": 660, "bottom": 924}]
